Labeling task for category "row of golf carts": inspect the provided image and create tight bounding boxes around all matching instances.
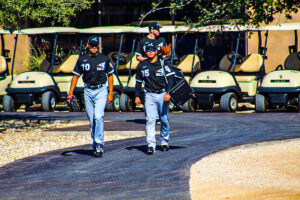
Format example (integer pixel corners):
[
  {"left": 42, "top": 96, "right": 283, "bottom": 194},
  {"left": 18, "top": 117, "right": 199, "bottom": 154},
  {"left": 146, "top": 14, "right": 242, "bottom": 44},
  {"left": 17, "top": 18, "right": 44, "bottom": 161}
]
[{"left": 0, "top": 23, "right": 299, "bottom": 112}]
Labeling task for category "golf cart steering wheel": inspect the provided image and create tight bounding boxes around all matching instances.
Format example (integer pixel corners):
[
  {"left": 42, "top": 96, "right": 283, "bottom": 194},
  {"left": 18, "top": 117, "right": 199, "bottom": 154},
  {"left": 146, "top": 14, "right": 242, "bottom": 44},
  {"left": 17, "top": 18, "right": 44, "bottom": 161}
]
[
  {"left": 111, "top": 52, "right": 127, "bottom": 65},
  {"left": 46, "top": 53, "right": 62, "bottom": 65},
  {"left": 172, "top": 54, "right": 180, "bottom": 65},
  {"left": 276, "top": 65, "right": 283, "bottom": 70},
  {"left": 32, "top": 67, "right": 40, "bottom": 71},
  {"left": 226, "top": 52, "right": 244, "bottom": 65}
]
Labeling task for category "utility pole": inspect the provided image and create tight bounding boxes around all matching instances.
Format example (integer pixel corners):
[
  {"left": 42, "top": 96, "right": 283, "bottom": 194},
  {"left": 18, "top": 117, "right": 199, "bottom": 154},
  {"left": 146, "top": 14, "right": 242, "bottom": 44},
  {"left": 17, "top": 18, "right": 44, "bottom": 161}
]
[
  {"left": 171, "top": 0, "right": 175, "bottom": 48},
  {"left": 98, "top": 0, "right": 102, "bottom": 52}
]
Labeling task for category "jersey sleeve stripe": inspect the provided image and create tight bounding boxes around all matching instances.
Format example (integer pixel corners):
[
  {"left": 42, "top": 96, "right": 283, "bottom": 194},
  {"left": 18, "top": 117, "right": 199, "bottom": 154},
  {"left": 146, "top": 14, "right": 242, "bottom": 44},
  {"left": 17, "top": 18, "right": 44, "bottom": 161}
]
[
  {"left": 107, "top": 69, "right": 114, "bottom": 75},
  {"left": 136, "top": 79, "right": 143, "bottom": 82},
  {"left": 166, "top": 72, "right": 175, "bottom": 76},
  {"left": 135, "top": 52, "right": 142, "bottom": 56},
  {"left": 73, "top": 71, "right": 81, "bottom": 76}
]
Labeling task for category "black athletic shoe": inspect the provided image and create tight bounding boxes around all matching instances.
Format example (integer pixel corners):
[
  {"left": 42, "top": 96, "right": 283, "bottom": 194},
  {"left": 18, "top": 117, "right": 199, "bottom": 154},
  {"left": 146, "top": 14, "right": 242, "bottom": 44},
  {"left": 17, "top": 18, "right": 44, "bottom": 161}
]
[
  {"left": 161, "top": 144, "right": 169, "bottom": 152},
  {"left": 156, "top": 119, "right": 161, "bottom": 125},
  {"left": 147, "top": 147, "right": 155, "bottom": 155},
  {"left": 93, "top": 144, "right": 104, "bottom": 157}
]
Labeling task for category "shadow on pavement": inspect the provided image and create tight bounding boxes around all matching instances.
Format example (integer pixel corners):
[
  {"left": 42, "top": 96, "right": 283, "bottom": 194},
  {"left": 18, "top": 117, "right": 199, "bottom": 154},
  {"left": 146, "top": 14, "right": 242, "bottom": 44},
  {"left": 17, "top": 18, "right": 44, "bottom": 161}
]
[
  {"left": 61, "top": 149, "right": 94, "bottom": 157},
  {"left": 126, "top": 145, "right": 187, "bottom": 154},
  {"left": 125, "top": 119, "right": 146, "bottom": 124}
]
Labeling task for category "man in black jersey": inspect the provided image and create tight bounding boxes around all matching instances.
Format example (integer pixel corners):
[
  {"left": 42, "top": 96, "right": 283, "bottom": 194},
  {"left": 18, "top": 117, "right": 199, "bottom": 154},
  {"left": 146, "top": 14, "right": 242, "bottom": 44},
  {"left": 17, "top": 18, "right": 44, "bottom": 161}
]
[
  {"left": 68, "top": 36, "right": 114, "bottom": 157},
  {"left": 135, "top": 43, "right": 175, "bottom": 154},
  {"left": 135, "top": 22, "right": 168, "bottom": 62},
  {"left": 136, "top": 22, "right": 169, "bottom": 125}
]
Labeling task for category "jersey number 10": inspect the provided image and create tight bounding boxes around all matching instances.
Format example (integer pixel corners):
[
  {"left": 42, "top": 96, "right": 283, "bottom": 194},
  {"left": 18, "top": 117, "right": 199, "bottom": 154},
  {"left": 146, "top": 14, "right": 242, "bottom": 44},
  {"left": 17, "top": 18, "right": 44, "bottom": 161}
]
[{"left": 81, "top": 63, "right": 90, "bottom": 71}]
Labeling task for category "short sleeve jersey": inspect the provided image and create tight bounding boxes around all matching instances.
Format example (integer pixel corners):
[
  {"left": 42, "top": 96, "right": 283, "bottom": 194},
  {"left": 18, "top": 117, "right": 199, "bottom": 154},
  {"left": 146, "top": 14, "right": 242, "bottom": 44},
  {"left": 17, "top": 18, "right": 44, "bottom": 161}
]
[
  {"left": 135, "top": 36, "right": 167, "bottom": 58},
  {"left": 73, "top": 53, "right": 114, "bottom": 85},
  {"left": 135, "top": 59, "right": 174, "bottom": 91}
]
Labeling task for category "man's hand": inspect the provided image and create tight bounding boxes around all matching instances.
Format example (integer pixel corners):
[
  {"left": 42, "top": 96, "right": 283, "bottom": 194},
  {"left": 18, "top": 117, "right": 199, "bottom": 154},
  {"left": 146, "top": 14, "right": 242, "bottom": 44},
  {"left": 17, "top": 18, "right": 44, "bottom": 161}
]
[
  {"left": 164, "top": 93, "right": 171, "bottom": 102},
  {"left": 67, "top": 95, "right": 73, "bottom": 103},
  {"left": 107, "top": 94, "right": 113, "bottom": 103},
  {"left": 135, "top": 97, "right": 142, "bottom": 106}
]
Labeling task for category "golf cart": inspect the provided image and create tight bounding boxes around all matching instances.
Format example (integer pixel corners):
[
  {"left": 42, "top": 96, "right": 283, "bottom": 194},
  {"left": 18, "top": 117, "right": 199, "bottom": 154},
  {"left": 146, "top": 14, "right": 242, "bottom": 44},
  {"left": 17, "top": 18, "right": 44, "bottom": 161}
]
[
  {"left": 78, "top": 26, "right": 136, "bottom": 112},
  {"left": 184, "top": 24, "right": 266, "bottom": 112},
  {"left": 256, "top": 23, "right": 300, "bottom": 112},
  {"left": 0, "top": 30, "right": 17, "bottom": 106},
  {"left": 4, "top": 27, "right": 84, "bottom": 112},
  {"left": 118, "top": 25, "right": 201, "bottom": 112}
]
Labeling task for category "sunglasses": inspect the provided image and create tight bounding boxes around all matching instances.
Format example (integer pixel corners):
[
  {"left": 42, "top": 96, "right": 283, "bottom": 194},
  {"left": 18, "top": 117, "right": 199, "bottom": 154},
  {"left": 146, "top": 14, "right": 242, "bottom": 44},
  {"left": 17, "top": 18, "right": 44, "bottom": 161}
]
[
  {"left": 145, "top": 47, "right": 157, "bottom": 52},
  {"left": 89, "top": 45, "right": 99, "bottom": 48}
]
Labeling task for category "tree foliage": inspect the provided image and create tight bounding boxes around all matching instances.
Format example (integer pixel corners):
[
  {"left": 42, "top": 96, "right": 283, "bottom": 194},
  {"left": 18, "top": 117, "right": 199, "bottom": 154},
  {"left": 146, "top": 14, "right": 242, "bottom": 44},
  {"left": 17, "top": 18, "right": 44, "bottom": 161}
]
[
  {"left": 0, "top": 0, "right": 94, "bottom": 31},
  {"left": 140, "top": 0, "right": 300, "bottom": 26}
]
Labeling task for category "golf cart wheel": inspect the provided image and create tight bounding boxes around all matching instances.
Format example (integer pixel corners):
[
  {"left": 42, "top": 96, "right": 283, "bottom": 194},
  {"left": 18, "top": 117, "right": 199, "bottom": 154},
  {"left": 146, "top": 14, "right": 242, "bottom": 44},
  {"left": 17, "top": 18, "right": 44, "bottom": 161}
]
[
  {"left": 298, "top": 94, "right": 300, "bottom": 112},
  {"left": 120, "top": 93, "right": 133, "bottom": 112},
  {"left": 255, "top": 94, "right": 266, "bottom": 112},
  {"left": 220, "top": 92, "right": 238, "bottom": 112},
  {"left": 169, "top": 101, "right": 175, "bottom": 112},
  {"left": 105, "top": 92, "right": 120, "bottom": 112},
  {"left": 113, "top": 92, "right": 120, "bottom": 112},
  {"left": 3, "top": 95, "right": 17, "bottom": 112},
  {"left": 41, "top": 91, "right": 56, "bottom": 111},
  {"left": 182, "top": 98, "right": 196, "bottom": 112}
]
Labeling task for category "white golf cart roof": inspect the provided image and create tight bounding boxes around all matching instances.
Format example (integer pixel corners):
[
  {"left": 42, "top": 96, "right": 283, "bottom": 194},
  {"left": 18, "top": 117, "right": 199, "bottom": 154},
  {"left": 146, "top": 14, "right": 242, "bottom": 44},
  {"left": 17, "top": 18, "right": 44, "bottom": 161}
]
[
  {"left": 13, "top": 27, "right": 79, "bottom": 35},
  {"left": 195, "top": 24, "right": 259, "bottom": 32},
  {"left": 0, "top": 29, "right": 10, "bottom": 34},
  {"left": 133, "top": 24, "right": 260, "bottom": 33},
  {"left": 133, "top": 25, "right": 196, "bottom": 33},
  {"left": 79, "top": 26, "right": 136, "bottom": 34},
  {"left": 259, "top": 23, "right": 300, "bottom": 31}
]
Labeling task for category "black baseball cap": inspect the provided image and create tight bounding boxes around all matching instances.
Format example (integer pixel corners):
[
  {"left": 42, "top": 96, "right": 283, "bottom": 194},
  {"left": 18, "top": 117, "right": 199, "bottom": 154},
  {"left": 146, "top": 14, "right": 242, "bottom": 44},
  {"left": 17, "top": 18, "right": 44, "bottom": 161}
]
[
  {"left": 144, "top": 42, "right": 157, "bottom": 52},
  {"left": 88, "top": 36, "right": 99, "bottom": 45},
  {"left": 148, "top": 22, "right": 161, "bottom": 31}
]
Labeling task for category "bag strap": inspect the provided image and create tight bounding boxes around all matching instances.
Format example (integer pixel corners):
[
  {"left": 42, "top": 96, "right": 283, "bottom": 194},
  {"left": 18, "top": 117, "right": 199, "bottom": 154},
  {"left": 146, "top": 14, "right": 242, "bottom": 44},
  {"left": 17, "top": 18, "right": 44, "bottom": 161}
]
[{"left": 160, "top": 58, "right": 168, "bottom": 84}]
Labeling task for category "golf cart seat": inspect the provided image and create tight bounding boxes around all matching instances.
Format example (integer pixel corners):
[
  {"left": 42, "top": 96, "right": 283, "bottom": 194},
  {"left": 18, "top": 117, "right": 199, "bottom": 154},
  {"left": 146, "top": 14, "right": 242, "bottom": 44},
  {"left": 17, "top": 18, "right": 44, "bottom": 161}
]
[
  {"left": 124, "top": 54, "right": 140, "bottom": 71},
  {"left": 239, "top": 53, "right": 263, "bottom": 73},
  {"left": 235, "top": 53, "right": 263, "bottom": 96},
  {"left": 113, "top": 53, "right": 140, "bottom": 71},
  {"left": 176, "top": 54, "right": 201, "bottom": 73},
  {"left": 52, "top": 55, "right": 79, "bottom": 83},
  {"left": 52, "top": 55, "right": 79, "bottom": 74},
  {"left": 0, "top": 56, "right": 7, "bottom": 74},
  {"left": 235, "top": 54, "right": 263, "bottom": 82},
  {"left": 283, "top": 52, "right": 300, "bottom": 70},
  {"left": 219, "top": 52, "right": 247, "bottom": 72},
  {"left": 118, "top": 75, "right": 129, "bottom": 87}
]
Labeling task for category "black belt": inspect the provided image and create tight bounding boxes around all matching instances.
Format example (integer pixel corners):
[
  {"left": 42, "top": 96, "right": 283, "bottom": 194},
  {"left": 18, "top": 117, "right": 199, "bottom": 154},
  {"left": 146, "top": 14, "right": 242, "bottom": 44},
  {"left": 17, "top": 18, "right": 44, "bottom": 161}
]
[
  {"left": 146, "top": 88, "right": 165, "bottom": 94},
  {"left": 85, "top": 84, "right": 105, "bottom": 89}
]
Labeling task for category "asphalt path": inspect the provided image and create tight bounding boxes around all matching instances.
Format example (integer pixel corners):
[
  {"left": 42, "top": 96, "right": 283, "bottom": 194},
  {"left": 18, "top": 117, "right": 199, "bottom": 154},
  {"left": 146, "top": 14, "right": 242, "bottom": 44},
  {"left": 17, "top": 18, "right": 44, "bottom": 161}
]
[{"left": 0, "top": 112, "right": 300, "bottom": 200}]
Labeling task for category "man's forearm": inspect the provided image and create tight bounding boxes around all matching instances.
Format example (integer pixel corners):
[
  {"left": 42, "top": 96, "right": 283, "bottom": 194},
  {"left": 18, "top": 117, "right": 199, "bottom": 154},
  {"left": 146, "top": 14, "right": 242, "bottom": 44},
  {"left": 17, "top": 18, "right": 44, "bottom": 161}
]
[
  {"left": 108, "top": 74, "right": 114, "bottom": 95},
  {"left": 69, "top": 75, "right": 79, "bottom": 96},
  {"left": 136, "top": 55, "right": 147, "bottom": 62}
]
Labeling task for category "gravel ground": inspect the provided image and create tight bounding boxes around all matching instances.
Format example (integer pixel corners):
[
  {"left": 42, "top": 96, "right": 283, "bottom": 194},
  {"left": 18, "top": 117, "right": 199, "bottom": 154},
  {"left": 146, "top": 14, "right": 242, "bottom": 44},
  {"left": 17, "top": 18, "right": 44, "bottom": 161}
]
[
  {"left": 0, "top": 120, "right": 138, "bottom": 167},
  {"left": 190, "top": 139, "right": 300, "bottom": 200}
]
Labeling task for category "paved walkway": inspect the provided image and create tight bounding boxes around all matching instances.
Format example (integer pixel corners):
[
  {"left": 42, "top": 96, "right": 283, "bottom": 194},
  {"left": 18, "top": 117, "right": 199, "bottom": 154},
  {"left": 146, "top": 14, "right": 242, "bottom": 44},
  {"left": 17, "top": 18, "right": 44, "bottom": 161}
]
[{"left": 0, "top": 112, "right": 299, "bottom": 200}]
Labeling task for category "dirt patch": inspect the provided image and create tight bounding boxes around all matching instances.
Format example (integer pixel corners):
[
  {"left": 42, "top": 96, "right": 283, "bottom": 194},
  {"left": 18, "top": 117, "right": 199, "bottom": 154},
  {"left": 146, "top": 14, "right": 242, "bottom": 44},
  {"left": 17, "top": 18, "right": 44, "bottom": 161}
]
[
  {"left": 0, "top": 120, "right": 139, "bottom": 167},
  {"left": 190, "top": 139, "right": 300, "bottom": 200}
]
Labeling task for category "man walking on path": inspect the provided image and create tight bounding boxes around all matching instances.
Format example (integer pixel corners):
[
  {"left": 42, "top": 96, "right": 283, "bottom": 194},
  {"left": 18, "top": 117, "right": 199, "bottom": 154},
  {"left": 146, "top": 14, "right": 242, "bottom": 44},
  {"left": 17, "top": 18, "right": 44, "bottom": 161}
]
[
  {"left": 135, "top": 22, "right": 170, "bottom": 124},
  {"left": 68, "top": 36, "right": 114, "bottom": 157},
  {"left": 134, "top": 42, "right": 175, "bottom": 154}
]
